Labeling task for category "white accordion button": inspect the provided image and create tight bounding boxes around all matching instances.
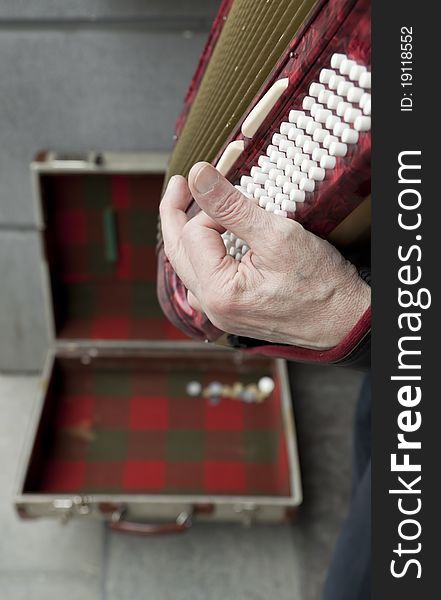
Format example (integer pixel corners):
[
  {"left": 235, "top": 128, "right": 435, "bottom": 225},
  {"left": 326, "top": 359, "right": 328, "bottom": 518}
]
[
  {"left": 300, "top": 159, "right": 316, "bottom": 173},
  {"left": 281, "top": 199, "right": 297, "bottom": 212},
  {"left": 269, "top": 168, "right": 283, "bottom": 181},
  {"left": 272, "top": 133, "right": 286, "bottom": 145},
  {"left": 266, "top": 144, "right": 278, "bottom": 156},
  {"left": 341, "top": 128, "right": 359, "bottom": 144},
  {"left": 276, "top": 174, "right": 289, "bottom": 187},
  {"left": 310, "top": 103, "right": 324, "bottom": 117},
  {"left": 319, "top": 69, "right": 335, "bottom": 84},
  {"left": 259, "top": 196, "right": 271, "bottom": 208},
  {"left": 241, "top": 77, "right": 289, "bottom": 138},
  {"left": 323, "top": 134, "right": 338, "bottom": 149},
  {"left": 269, "top": 150, "right": 284, "bottom": 162},
  {"left": 265, "top": 202, "right": 277, "bottom": 212},
  {"left": 285, "top": 164, "right": 299, "bottom": 177},
  {"left": 359, "top": 71, "right": 371, "bottom": 89},
  {"left": 363, "top": 98, "right": 371, "bottom": 116},
  {"left": 288, "top": 110, "right": 304, "bottom": 124},
  {"left": 306, "top": 121, "right": 322, "bottom": 135},
  {"left": 327, "top": 94, "right": 343, "bottom": 110},
  {"left": 326, "top": 115, "right": 340, "bottom": 130},
  {"left": 276, "top": 157, "right": 292, "bottom": 170},
  {"left": 286, "top": 146, "right": 301, "bottom": 160},
  {"left": 349, "top": 64, "right": 366, "bottom": 82},
  {"left": 282, "top": 181, "right": 298, "bottom": 195},
  {"left": 275, "top": 192, "right": 289, "bottom": 204},
  {"left": 347, "top": 86, "right": 364, "bottom": 103},
  {"left": 290, "top": 189, "right": 306, "bottom": 202},
  {"left": 291, "top": 170, "right": 305, "bottom": 184},
  {"left": 337, "top": 101, "right": 352, "bottom": 117},
  {"left": 329, "top": 141, "right": 348, "bottom": 157},
  {"left": 253, "top": 172, "right": 267, "bottom": 185},
  {"left": 313, "top": 128, "right": 327, "bottom": 143},
  {"left": 279, "top": 139, "right": 294, "bottom": 152},
  {"left": 295, "top": 134, "right": 312, "bottom": 148},
  {"left": 240, "top": 175, "right": 253, "bottom": 187},
  {"left": 246, "top": 182, "right": 259, "bottom": 194},
  {"left": 288, "top": 127, "right": 302, "bottom": 141},
  {"left": 260, "top": 160, "right": 275, "bottom": 173},
  {"left": 339, "top": 59, "right": 356, "bottom": 75},
  {"left": 333, "top": 121, "right": 349, "bottom": 137},
  {"left": 280, "top": 121, "right": 292, "bottom": 135},
  {"left": 318, "top": 89, "right": 333, "bottom": 105},
  {"left": 297, "top": 115, "right": 313, "bottom": 129},
  {"left": 337, "top": 80, "right": 353, "bottom": 97},
  {"left": 320, "top": 154, "right": 336, "bottom": 169},
  {"left": 359, "top": 93, "right": 371, "bottom": 110},
  {"left": 294, "top": 153, "right": 308, "bottom": 166},
  {"left": 344, "top": 107, "right": 362, "bottom": 123},
  {"left": 309, "top": 166, "right": 325, "bottom": 181},
  {"left": 303, "top": 140, "right": 319, "bottom": 154},
  {"left": 302, "top": 96, "right": 315, "bottom": 110},
  {"left": 354, "top": 116, "right": 371, "bottom": 131},
  {"left": 299, "top": 178, "right": 315, "bottom": 193},
  {"left": 329, "top": 74, "right": 345, "bottom": 90},
  {"left": 312, "top": 147, "right": 327, "bottom": 162},
  {"left": 267, "top": 185, "right": 279, "bottom": 198},
  {"left": 309, "top": 82, "right": 325, "bottom": 97},
  {"left": 331, "top": 53, "right": 346, "bottom": 69},
  {"left": 315, "top": 108, "right": 332, "bottom": 124}
]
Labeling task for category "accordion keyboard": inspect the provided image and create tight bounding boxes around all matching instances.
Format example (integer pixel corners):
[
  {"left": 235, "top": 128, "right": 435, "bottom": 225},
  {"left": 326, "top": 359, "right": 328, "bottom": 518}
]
[{"left": 221, "top": 53, "right": 371, "bottom": 261}]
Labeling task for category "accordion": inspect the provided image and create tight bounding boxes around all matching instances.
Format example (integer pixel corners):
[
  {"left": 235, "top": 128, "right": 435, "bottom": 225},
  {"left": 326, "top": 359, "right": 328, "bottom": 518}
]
[{"left": 157, "top": 0, "right": 371, "bottom": 364}]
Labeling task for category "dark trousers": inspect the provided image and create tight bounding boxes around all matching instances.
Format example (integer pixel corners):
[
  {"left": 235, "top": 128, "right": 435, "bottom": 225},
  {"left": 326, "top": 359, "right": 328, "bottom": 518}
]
[{"left": 323, "top": 375, "right": 371, "bottom": 600}]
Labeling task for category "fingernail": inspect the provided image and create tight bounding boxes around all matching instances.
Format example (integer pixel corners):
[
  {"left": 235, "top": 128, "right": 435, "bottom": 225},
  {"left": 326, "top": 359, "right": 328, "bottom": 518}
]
[
  {"left": 165, "top": 175, "right": 178, "bottom": 193},
  {"left": 193, "top": 163, "right": 219, "bottom": 195}
]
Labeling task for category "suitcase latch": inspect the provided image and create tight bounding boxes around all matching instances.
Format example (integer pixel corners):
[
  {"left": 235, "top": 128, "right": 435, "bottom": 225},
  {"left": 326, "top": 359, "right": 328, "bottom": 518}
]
[
  {"left": 233, "top": 503, "right": 260, "bottom": 527},
  {"left": 52, "top": 496, "right": 91, "bottom": 523}
]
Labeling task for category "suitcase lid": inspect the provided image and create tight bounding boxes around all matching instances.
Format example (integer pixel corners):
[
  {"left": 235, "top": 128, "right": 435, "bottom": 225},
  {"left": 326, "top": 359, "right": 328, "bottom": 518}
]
[{"left": 32, "top": 151, "right": 192, "bottom": 347}]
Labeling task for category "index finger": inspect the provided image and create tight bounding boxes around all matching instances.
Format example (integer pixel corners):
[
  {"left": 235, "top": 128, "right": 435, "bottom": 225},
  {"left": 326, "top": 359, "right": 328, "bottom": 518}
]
[{"left": 159, "top": 175, "right": 192, "bottom": 258}]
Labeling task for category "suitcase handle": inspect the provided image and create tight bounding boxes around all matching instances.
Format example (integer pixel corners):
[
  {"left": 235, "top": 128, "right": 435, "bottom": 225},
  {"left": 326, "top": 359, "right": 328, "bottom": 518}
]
[{"left": 108, "top": 511, "right": 192, "bottom": 536}]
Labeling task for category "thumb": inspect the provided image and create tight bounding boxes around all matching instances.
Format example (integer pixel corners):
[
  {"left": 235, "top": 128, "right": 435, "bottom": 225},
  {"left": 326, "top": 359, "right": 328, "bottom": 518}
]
[{"left": 188, "top": 162, "right": 275, "bottom": 245}]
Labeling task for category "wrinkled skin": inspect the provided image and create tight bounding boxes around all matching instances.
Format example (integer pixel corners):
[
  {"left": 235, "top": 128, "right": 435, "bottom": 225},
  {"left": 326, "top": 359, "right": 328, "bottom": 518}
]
[{"left": 160, "top": 162, "right": 370, "bottom": 350}]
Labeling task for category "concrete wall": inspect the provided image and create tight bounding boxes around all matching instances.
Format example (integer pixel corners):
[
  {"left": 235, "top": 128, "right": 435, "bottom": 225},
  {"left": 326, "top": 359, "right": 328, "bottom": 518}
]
[{"left": 0, "top": 0, "right": 220, "bottom": 371}]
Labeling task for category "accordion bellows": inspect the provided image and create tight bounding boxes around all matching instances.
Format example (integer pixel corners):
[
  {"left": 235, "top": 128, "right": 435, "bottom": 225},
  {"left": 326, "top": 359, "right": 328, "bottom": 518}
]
[
  {"left": 158, "top": 0, "right": 371, "bottom": 357},
  {"left": 167, "top": 0, "right": 319, "bottom": 179}
]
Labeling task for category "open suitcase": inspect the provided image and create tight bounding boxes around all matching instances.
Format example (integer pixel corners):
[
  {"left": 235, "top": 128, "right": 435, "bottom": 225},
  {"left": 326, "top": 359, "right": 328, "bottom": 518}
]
[{"left": 14, "top": 152, "right": 302, "bottom": 532}]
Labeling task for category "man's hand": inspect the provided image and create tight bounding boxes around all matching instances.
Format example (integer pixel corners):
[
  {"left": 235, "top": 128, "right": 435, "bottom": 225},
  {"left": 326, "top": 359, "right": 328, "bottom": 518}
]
[{"left": 160, "top": 162, "right": 370, "bottom": 349}]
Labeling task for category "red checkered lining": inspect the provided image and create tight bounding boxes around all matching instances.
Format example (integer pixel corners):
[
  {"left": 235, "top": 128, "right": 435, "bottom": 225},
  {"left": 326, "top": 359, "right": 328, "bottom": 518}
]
[
  {"left": 24, "top": 354, "right": 292, "bottom": 497},
  {"left": 41, "top": 173, "right": 187, "bottom": 341}
]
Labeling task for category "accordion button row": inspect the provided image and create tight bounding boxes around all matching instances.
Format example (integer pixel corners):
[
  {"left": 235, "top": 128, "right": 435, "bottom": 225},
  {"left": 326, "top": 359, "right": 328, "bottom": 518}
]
[{"left": 220, "top": 53, "right": 371, "bottom": 261}]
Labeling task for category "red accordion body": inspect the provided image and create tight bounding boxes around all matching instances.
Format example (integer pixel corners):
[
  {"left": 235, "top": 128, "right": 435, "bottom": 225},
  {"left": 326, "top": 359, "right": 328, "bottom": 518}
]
[{"left": 157, "top": 0, "right": 371, "bottom": 363}]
